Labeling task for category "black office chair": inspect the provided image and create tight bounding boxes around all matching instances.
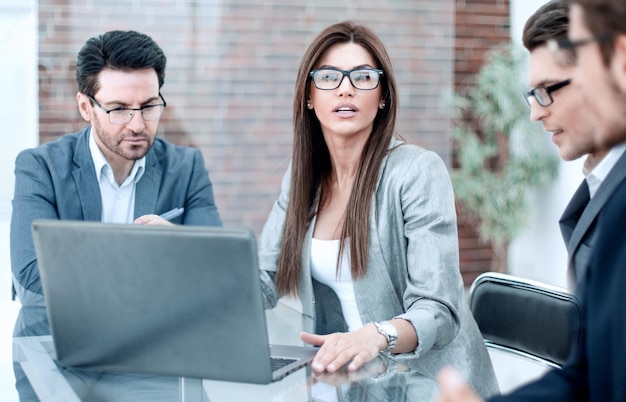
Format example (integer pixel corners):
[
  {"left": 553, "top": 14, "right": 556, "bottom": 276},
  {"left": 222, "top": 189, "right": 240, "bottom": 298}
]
[{"left": 468, "top": 272, "right": 582, "bottom": 370}]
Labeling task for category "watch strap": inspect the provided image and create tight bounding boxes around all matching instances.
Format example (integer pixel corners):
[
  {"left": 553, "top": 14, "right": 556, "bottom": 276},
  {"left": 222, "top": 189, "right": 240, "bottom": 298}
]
[{"left": 374, "top": 321, "right": 398, "bottom": 353}]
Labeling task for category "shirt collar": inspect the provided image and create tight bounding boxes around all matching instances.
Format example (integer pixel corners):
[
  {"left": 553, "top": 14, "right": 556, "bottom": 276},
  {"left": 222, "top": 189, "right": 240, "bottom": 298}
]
[
  {"left": 586, "top": 142, "right": 626, "bottom": 198},
  {"left": 88, "top": 127, "right": 146, "bottom": 185},
  {"left": 587, "top": 142, "right": 626, "bottom": 182}
]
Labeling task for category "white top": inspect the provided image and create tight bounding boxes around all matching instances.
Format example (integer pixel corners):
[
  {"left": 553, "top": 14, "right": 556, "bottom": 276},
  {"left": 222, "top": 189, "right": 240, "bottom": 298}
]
[
  {"left": 309, "top": 238, "right": 363, "bottom": 331},
  {"left": 89, "top": 128, "right": 145, "bottom": 223},
  {"left": 586, "top": 142, "right": 626, "bottom": 198}
]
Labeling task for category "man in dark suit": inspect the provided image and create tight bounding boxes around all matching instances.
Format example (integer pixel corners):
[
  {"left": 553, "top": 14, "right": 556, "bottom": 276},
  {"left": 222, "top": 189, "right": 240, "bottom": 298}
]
[
  {"left": 436, "top": 0, "right": 626, "bottom": 400},
  {"left": 11, "top": 30, "right": 222, "bottom": 400},
  {"left": 522, "top": 0, "right": 626, "bottom": 288}
]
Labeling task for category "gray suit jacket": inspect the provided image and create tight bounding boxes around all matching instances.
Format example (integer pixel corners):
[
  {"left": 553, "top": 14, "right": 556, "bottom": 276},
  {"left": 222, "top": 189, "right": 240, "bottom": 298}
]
[
  {"left": 258, "top": 138, "right": 498, "bottom": 398},
  {"left": 559, "top": 149, "right": 626, "bottom": 287},
  {"left": 11, "top": 127, "right": 222, "bottom": 307}
]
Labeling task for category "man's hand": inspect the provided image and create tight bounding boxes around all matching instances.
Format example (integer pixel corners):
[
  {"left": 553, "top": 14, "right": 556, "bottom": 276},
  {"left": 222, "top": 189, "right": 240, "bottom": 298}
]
[
  {"left": 436, "top": 367, "right": 484, "bottom": 402},
  {"left": 134, "top": 214, "right": 174, "bottom": 226}
]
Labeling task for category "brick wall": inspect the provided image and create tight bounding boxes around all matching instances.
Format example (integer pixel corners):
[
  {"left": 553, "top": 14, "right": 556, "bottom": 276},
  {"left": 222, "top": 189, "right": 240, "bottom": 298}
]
[
  {"left": 37, "top": 0, "right": 508, "bottom": 285},
  {"left": 38, "top": 0, "right": 454, "bottom": 233},
  {"left": 454, "top": 0, "right": 511, "bottom": 284}
]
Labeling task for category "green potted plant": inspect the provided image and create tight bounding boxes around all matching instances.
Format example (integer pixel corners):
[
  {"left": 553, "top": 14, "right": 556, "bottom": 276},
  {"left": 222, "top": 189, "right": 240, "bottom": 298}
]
[{"left": 451, "top": 44, "right": 559, "bottom": 272}]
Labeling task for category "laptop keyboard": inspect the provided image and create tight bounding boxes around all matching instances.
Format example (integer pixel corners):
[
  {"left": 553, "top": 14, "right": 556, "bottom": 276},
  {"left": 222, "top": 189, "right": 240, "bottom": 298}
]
[{"left": 270, "top": 357, "right": 297, "bottom": 371}]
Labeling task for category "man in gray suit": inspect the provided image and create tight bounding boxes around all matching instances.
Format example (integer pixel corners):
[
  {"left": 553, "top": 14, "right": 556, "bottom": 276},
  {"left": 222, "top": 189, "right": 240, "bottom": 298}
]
[
  {"left": 522, "top": 0, "right": 626, "bottom": 288},
  {"left": 11, "top": 30, "right": 222, "bottom": 310},
  {"left": 11, "top": 30, "right": 222, "bottom": 400}
]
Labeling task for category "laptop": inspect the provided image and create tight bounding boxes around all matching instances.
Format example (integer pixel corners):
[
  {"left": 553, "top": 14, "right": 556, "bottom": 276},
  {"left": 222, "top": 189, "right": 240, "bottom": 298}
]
[{"left": 32, "top": 219, "right": 317, "bottom": 384}]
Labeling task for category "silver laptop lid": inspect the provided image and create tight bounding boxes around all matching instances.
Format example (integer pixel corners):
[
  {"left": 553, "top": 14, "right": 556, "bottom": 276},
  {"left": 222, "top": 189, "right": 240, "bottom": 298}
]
[{"left": 33, "top": 220, "right": 279, "bottom": 383}]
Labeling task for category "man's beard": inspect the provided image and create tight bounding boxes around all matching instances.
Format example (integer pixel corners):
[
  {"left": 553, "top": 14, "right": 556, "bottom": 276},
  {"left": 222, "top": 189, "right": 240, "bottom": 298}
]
[{"left": 92, "top": 117, "right": 153, "bottom": 161}]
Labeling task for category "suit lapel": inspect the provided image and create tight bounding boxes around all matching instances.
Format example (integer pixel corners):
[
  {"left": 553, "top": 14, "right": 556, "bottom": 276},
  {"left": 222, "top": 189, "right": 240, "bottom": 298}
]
[
  {"left": 72, "top": 128, "right": 102, "bottom": 221},
  {"left": 355, "top": 147, "right": 404, "bottom": 323},
  {"left": 559, "top": 180, "right": 590, "bottom": 252},
  {"left": 134, "top": 147, "right": 160, "bottom": 218},
  {"left": 567, "top": 150, "right": 626, "bottom": 257}
]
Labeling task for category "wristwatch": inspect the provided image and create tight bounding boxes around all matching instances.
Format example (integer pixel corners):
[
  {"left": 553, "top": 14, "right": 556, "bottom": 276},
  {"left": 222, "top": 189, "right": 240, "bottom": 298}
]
[{"left": 373, "top": 321, "right": 398, "bottom": 353}]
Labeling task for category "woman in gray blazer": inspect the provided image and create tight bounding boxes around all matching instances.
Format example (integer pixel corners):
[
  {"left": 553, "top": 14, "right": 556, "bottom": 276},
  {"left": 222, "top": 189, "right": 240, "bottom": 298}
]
[{"left": 258, "top": 21, "right": 498, "bottom": 398}]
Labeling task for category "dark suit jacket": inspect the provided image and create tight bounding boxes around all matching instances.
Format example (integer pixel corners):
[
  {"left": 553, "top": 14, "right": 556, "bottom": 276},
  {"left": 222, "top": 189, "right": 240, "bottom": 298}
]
[
  {"left": 10, "top": 127, "right": 222, "bottom": 306},
  {"left": 491, "top": 175, "right": 626, "bottom": 402},
  {"left": 559, "top": 150, "right": 626, "bottom": 286}
]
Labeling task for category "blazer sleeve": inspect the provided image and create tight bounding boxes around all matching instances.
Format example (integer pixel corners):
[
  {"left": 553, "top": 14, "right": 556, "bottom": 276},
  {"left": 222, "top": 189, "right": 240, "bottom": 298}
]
[
  {"left": 391, "top": 148, "right": 463, "bottom": 354},
  {"left": 178, "top": 148, "right": 222, "bottom": 226},
  {"left": 11, "top": 150, "right": 63, "bottom": 296},
  {"left": 257, "top": 164, "right": 292, "bottom": 309}
]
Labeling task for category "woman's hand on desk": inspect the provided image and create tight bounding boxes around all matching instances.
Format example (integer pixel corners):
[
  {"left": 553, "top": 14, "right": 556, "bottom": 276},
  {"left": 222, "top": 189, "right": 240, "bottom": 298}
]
[
  {"left": 300, "top": 324, "right": 387, "bottom": 373},
  {"left": 311, "top": 354, "right": 392, "bottom": 386}
]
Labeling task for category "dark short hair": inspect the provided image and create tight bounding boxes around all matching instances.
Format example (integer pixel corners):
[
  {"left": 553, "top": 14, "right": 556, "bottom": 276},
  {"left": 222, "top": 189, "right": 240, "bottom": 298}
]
[
  {"left": 568, "top": 0, "right": 626, "bottom": 65},
  {"left": 76, "top": 30, "right": 166, "bottom": 97},
  {"left": 523, "top": 0, "right": 570, "bottom": 52}
]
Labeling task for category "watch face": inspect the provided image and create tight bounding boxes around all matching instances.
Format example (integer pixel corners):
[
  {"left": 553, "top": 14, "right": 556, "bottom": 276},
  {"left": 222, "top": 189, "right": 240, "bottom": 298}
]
[
  {"left": 375, "top": 321, "right": 398, "bottom": 353},
  {"left": 380, "top": 321, "right": 398, "bottom": 339}
]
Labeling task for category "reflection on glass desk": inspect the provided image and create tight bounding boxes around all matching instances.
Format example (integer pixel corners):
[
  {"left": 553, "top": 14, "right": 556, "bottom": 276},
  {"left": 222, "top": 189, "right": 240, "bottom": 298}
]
[{"left": 12, "top": 300, "right": 437, "bottom": 401}]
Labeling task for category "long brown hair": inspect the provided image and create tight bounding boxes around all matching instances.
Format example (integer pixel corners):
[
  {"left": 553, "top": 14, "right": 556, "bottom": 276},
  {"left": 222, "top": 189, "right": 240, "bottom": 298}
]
[{"left": 275, "top": 21, "right": 399, "bottom": 296}]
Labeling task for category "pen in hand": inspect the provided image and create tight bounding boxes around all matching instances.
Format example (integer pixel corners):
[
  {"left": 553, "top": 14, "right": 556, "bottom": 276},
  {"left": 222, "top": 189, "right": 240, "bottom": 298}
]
[{"left": 159, "top": 207, "right": 184, "bottom": 221}]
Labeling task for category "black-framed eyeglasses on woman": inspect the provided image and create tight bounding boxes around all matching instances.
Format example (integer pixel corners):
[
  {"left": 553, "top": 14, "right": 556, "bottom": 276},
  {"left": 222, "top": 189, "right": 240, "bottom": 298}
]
[
  {"left": 309, "top": 68, "right": 384, "bottom": 90},
  {"left": 87, "top": 94, "right": 167, "bottom": 125},
  {"left": 523, "top": 79, "right": 571, "bottom": 107}
]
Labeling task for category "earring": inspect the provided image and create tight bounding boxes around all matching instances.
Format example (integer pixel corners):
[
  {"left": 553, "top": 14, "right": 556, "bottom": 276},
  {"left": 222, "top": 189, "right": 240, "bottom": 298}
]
[
  {"left": 307, "top": 102, "right": 313, "bottom": 110},
  {"left": 379, "top": 101, "right": 386, "bottom": 109}
]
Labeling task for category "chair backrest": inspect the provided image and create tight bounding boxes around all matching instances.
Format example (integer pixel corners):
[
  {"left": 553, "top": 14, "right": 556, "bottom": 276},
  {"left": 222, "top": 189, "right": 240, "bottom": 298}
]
[{"left": 468, "top": 272, "right": 582, "bottom": 369}]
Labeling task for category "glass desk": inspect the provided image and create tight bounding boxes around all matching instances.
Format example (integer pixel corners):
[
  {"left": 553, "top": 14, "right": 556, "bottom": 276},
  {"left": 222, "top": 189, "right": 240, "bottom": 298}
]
[{"left": 12, "top": 300, "right": 438, "bottom": 401}]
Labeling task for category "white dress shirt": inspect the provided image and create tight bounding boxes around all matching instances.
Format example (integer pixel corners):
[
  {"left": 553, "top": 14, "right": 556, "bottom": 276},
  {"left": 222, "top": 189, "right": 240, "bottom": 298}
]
[{"left": 89, "top": 128, "right": 145, "bottom": 223}]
